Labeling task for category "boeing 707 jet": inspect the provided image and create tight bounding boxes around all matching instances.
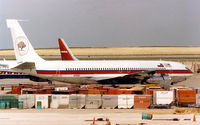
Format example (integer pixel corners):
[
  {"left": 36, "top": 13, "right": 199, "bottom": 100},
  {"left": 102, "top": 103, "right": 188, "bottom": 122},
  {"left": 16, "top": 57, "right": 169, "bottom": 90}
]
[{"left": 7, "top": 19, "right": 193, "bottom": 85}]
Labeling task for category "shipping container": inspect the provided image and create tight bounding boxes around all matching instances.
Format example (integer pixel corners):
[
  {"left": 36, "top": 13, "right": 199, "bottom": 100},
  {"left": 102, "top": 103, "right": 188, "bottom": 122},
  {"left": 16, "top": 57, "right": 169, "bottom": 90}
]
[
  {"left": 153, "top": 91, "right": 174, "bottom": 105},
  {"left": 19, "top": 94, "right": 35, "bottom": 109},
  {"left": 147, "top": 89, "right": 167, "bottom": 95},
  {"left": 51, "top": 95, "right": 69, "bottom": 109},
  {"left": 169, "top": 85, "right": 185, "bottom": 88},
  {"left": 52, "top": 90, "right": 77, "bottom": 94},
  {"left": 0, "top": 94, "right": 18, "bottom": 108},
  {"left": 87, "top": 88, "right": 108, "bottom": 95},
  {"left": 169, "top": 87, "right": 189, "bottom": 91},
  {"left": 142, "top": 84, "right": 159, "bottom": 88},
  {"left": 69, "top": 94, "right": 85, "bottom": 109},
  {"left": 170, "top": 87, "right": 189, "bottom": 102},
  {"left": 35, "top": 95, "right": 51, "bottom": 109},
  {"left": 134, "top": 95, "right": 151, "bottom": 109},
  {"left": 196, "top": 94, "right": 200, "bottom": 107},
  {"left": 102, "top": 95, "right": 118, "bottom": 109},
  {"left": 54, "top": 87, "right": 68, "bottom": 91},
  {"left": 177, "top": 89, "right": 196, "bottom": 104},
  {"left": 99, "top": 89, "right": 108, "bottom": 95},
  {"left": 131, "top": 86, "right": 146, "bottom": 94},
  {"left": 196, "top": 88, "right": 200, "bottom": 94},
  {"left": 119, "top": 89, "right": 135, "bottom": 94},
  {"left": 108, "top": 88, "right": 122, "bottom": 95},
  {"left": 12, "top": 86, "right": 21, "bottom": 94},
  {"left": 118, "top": 94, "right": 134, "bottom": 109},
  {"left": 22, "top": 88, "right": 52, "bottom": 94},
  {"left": 78, "top": 88, "right": 88, "bottom": 94},
  {"left": 85, "top": 95, "right": 102, "bottom": 109},
  {"left": 88, "top": 89, "right": 101, "bottom": 94}
]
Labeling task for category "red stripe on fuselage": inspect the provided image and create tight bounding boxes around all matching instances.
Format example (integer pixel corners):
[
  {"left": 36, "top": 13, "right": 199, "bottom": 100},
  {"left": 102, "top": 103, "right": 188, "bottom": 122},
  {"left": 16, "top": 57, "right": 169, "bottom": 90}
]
[
  {"left": 156, "top": 70, "right": 193, "bottom": 74},
  {"left": 36, "top": 70, "right": 193, "bottom": 75}
]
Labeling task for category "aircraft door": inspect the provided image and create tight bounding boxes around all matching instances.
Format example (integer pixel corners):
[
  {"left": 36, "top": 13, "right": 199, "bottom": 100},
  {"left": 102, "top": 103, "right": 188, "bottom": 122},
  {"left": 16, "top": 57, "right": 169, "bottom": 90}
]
[{"left": 56, "top": 68, "right": 61, "bottom": 75}]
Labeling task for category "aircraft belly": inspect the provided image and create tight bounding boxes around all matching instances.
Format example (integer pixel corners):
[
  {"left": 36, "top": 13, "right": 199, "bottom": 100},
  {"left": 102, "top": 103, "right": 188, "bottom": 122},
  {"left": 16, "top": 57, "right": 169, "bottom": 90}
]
[
  {"left": 37, "top": 74, "right": 97, "bottom": 84},
  {"left": 90, "top": 74, "right": 126, "bottom": 81},
  {"left": 36, "top": 73, "right": 192, "bottom": 84}
]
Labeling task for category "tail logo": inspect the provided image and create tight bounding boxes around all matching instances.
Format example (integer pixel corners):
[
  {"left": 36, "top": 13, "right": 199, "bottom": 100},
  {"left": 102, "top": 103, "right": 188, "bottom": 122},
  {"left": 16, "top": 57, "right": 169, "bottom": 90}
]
[
  {"left": 18, "top": 41, "right": 26, "bottom": 50},
  {"left": 61, "top": 51, "right": 68, "bottom": 53},
  {"left": 16, "top": 36, "right": 29, "bottom": 56}
]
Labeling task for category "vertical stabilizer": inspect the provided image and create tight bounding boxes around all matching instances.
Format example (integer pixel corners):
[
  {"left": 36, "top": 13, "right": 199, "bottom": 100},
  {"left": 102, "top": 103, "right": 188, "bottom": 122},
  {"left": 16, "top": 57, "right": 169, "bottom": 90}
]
[
  {"left": 6, "top": 19, "right": 44, "bottom": 63},
  {"left": 58, "top": 38, "right": 78, "bottom": 61}
]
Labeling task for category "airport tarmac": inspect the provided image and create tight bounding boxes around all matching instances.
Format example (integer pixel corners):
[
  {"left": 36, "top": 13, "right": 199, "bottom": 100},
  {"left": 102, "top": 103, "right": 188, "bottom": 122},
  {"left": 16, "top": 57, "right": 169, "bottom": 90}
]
[
  {"left": 177, "top": 73, "right": 200, "bottom": 88},
  {"left": 0, "top": 66, "right": 199, "bottom": 125},
  {"left": 0, "top": 109, "right": 199, "bottom": 125},
  {"left": 0, "top": 77, "right": 199, "bottom": 125}
]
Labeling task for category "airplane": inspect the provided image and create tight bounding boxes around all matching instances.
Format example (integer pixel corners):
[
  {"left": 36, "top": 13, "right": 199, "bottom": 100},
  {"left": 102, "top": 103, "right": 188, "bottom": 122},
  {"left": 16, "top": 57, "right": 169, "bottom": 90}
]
[
  {"left": 0, "top": 38, "right": 74, "bottom": 81},
  {"left": 0, "top": 38, "right": 73, "bottom": 80},
  {"left": 0, "top": 60, "right": 29, "bottom": 79},
  {"left": 6, "top": 19, "right": 193, "bottom": 85},
  {"left": 58, "top": 37, "right": 195, "bottom": 85}
]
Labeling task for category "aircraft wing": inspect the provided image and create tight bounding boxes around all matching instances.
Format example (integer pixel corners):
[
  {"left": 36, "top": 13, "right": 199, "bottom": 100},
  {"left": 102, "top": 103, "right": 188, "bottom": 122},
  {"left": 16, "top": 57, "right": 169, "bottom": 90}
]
[
  {"left": 123, "top": 70, "right": 156, "bottom": 79},
  {"left": 96, "top": 70, "right": 156, "bottom": 84}
]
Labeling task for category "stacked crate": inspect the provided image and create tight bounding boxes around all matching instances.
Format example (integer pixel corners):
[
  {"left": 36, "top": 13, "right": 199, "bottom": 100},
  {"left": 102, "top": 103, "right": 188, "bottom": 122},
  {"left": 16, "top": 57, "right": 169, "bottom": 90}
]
[
  {"left": 176, "top": 89, "right": 196, "bottom": 107},
  {"left": 134, "top": 95, "right": 151, "bottom": 109}
]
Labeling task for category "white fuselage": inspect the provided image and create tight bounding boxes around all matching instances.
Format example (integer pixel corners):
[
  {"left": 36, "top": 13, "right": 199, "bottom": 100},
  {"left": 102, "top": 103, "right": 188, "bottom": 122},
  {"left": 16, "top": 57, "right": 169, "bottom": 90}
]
[
  {"left": 0, "top": 61, "right": 18, "bottom": 72},
  {"left": 16, "top": 60, "right": 193, "bottom": 84}
]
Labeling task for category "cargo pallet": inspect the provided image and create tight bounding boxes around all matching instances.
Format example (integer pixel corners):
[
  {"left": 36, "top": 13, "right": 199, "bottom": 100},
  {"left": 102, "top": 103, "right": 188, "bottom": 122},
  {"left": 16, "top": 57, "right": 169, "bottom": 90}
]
[
  {"left": 149, "top": 104, "right": 171, "bottom": 109},
  {"left": 177, "top": 103, "right": 196, "bottom": 107}
]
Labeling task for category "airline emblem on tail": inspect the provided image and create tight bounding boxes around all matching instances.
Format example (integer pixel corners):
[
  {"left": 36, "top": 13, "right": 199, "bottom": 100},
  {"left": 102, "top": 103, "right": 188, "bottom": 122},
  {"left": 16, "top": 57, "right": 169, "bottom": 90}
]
[
  {"left": 16, "top": 36, "right": 29, "bottom": 56},
  {"left": 18, "top": 41, "right": 26, "bottom": 50}
]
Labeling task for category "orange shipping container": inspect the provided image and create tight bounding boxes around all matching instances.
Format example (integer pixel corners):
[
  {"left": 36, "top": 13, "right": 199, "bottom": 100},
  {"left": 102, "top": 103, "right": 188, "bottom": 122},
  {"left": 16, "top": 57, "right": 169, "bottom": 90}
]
[
  {"left": 79, "top": 89, "right": 88, "bottom": 94},
  {"left": 131, "top": 86, "right": 146, "bottom": 94},
  {"left": 134, "top": 95, "right": 151, "bottom": 109},
  {"left": 108, "top": 88, "right": 122, "bottom": 95},
  {"left": 99, "top": 89, "right": 108, "bottom": 95},
  {"left": 79, "top": 88, "right": 108, "bottom": 95},
  {"left": 119, "top": 89, "right": 135, "bottom": 94},
  {"left": 177, "top": 89, "right": 196, "bottom": 103},
  {"left": 22, "top": 88, "right": 52, "bottom": 94},
  {"left": 88, "top": 89, "right": 101, "bottom": 94},
  {"left": 12, "top": 86, "right": 21, "bottom": 94},
  {"left": 147, "top": 89, "right": 167, "bottom": 95}
]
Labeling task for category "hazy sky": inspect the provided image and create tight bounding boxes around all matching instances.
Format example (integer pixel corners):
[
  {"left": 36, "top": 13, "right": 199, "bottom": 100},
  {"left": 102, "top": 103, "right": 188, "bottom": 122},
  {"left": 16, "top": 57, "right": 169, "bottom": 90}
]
[{"left": 0, "top": 0, "right": 200, "bottom": 49}]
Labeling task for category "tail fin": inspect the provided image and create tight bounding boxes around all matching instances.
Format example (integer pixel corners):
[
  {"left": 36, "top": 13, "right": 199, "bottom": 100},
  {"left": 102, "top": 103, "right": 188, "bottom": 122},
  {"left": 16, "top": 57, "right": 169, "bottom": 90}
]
[
  {"left": 6, "top": 19, "right": 44, "bottom": 63},
  {"left": 58, "top": 38, "right": 78, "bottom": 61}
]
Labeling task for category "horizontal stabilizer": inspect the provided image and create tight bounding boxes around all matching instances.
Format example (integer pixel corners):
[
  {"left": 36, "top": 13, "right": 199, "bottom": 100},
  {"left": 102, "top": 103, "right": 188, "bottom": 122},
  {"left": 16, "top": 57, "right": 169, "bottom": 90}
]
[{"left": 12, "top": 62, "right": 35, "bottom": 70}]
